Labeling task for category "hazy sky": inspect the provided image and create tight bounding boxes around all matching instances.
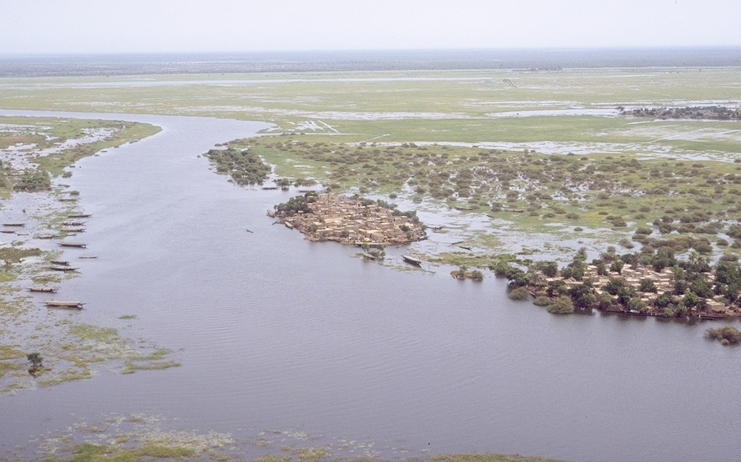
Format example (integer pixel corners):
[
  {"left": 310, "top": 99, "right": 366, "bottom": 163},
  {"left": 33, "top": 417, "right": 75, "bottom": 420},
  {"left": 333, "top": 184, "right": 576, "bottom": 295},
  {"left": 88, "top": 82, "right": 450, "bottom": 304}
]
[{"left": 1, "top": 0, "right": 740, "bottom": 54}]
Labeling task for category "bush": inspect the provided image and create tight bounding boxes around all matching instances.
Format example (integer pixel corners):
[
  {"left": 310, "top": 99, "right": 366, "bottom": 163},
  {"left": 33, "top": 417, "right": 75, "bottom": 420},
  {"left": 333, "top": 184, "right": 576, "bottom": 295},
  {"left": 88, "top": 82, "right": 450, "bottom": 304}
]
[
  {"left": 539, "top": 261, "right": 558, "bottom": 277},
  {"left": 532, "top": 296, "right": 551, "bottom": 306},
  {"left": 599, "top": 292, "right": 613, "bottom": 310},
  {"left": 706, "top": 326, "right": 741, "bottom": 345},
  {"left": 14, "top": 170, "right": 51, "bottom": 192},
  {"left": 639, "top": 279, "right": 657, "bottom": 293},
  {"left": 547, "top": 295, "right": 574, "bottom": 314},
  {"left": 508, "top": 287, "right": 530, "bottom": 300}
]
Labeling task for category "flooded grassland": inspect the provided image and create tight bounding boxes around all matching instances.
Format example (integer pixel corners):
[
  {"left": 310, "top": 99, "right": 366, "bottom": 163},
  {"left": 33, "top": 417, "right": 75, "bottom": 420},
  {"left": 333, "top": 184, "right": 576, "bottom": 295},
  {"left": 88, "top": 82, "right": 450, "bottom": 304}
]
[
  {"left": 1, "top": 67, "right": 739, "bottom": 269},
  {"left": 0, "top": 116, "right": 179, "bottom": 395}
]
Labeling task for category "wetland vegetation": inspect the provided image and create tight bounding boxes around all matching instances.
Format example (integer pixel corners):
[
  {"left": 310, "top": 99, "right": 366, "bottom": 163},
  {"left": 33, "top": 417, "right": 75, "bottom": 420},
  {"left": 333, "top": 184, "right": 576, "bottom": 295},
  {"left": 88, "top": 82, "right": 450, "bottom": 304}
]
[
  {"left": 0, "top": 116, "right": 176, "bottom": 395},
  {"left": 12, "top": 411, "right": 569, "bottom": 462}
]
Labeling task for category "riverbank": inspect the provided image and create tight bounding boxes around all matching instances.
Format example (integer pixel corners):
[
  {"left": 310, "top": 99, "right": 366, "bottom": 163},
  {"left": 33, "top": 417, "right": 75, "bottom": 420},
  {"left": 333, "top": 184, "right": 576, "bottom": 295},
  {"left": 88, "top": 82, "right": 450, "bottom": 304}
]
[{"left": 0, "top": 116, "right": 180, "bottom": 394}]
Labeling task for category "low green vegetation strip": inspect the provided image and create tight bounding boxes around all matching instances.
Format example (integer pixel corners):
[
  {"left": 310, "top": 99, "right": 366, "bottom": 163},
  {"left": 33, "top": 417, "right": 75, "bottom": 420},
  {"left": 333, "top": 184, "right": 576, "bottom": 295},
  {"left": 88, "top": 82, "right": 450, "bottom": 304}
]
[{"left": 0, "top": 116, "right": 161, "bottom": 194}]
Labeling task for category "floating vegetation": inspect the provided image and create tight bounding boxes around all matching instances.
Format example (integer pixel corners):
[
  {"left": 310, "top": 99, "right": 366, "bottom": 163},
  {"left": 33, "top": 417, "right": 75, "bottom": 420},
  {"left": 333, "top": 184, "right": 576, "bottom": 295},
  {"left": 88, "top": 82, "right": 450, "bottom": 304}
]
[{"left": 14, "top": 413, "right": 570, "bottom": 462}]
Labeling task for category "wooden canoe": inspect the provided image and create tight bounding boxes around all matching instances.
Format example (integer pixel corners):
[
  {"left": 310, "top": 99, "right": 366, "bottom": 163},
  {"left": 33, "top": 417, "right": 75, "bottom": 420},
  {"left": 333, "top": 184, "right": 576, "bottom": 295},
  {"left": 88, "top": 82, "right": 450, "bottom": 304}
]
[
  {"left": 59, "top": 242, "right": 87, "bottom": 248},
  {"left": 402, "top": 254, "right": 422, "bottom": 266},
  {"left": 29, "top": 286, "right": 57, "bottom": 293},
  {"left": 49, "top": 266, "right": 79, "bottom": 271},
  {"left": 67, "top": 214, "right": 92, "bottom": 218},
  {"left": 46, "top": 300, "right": 84, "bottom": 309}
]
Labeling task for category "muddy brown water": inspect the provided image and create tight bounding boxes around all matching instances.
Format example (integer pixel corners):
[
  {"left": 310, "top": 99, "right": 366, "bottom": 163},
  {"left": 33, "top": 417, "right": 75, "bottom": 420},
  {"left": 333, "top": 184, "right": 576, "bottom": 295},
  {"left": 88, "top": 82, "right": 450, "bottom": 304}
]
[{"left": 0, "top": 110, "right": 740, "bottom": 462}]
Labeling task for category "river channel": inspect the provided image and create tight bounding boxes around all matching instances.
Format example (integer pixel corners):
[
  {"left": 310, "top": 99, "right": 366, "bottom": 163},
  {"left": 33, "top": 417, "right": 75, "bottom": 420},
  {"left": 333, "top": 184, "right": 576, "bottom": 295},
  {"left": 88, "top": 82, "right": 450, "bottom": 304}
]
[{"left": 0, "top": 110, "right": 740, "bottom": 462}]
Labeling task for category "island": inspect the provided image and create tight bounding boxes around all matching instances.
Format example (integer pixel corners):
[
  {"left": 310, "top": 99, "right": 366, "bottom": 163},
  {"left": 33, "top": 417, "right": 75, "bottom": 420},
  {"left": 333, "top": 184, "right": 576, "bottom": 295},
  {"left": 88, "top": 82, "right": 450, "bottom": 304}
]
[{"left": 269, "top": 193, "right": 427, "bottom": 246}]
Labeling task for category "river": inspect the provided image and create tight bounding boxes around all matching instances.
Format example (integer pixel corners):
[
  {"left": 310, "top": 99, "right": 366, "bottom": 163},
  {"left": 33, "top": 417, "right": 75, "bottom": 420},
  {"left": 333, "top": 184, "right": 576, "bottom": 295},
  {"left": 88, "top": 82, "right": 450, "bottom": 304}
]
[{"left": 0, "top": 110, "right": 739, "bottom": 462}]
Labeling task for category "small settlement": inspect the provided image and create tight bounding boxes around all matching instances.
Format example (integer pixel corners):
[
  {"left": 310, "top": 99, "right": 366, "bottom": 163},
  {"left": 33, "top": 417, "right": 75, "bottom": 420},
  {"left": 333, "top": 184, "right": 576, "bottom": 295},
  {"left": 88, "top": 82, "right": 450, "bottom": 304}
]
[
  {"left": 269, "top": 193, "right": 426, "bottom": 246},
  {"left": 532, "top": 264, "right": 739, "bottom": 319}
]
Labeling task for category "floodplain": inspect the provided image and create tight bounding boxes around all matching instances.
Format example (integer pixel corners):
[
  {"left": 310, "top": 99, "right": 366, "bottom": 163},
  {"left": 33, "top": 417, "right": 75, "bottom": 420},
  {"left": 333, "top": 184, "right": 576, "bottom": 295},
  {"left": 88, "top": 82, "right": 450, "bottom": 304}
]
[{"left": 1, "top": 57, "right": 741, "bottom": 461}]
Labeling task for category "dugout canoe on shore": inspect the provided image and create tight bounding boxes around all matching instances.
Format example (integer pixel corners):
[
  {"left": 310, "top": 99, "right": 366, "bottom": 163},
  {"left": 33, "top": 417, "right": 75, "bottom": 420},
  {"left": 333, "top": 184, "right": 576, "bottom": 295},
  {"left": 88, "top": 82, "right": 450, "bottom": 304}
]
[
  {"left": 46, "top": 300, "right": 84, "bottom": 309},
  {"left": 29, "top": 286, "right": 57, "bottom": 293}
]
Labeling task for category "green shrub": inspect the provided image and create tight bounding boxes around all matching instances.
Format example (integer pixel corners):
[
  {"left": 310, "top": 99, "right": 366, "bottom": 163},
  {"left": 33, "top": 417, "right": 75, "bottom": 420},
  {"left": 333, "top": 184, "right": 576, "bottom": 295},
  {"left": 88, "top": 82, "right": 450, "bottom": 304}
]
[
  {"left": 508, "top": 286, "right": 530, "bottom": 300},
  {"left": 706, "top": 326, "right": 741, "bottom": 345},
  {"left": 547, "top": 295, "right": 574, "bottom": 314},
  {"left": 532, "top": 295, "right": 551, "bottom": 306}
]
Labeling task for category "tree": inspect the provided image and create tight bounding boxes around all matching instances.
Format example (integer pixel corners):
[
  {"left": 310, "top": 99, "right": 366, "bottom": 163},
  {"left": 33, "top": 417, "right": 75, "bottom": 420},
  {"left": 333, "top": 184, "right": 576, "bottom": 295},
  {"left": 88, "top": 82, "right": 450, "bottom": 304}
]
[
  {"left": 508, "top": 286, "right": 530, "bottom": 300},
  {"left": 539, "top": 261, "right": 558, "bottom": 277},
  {"left": 27, "top": 352, "right": 43, "bottom": 377},
  {"left": 27, "top": 352, "right": 43, "bottom": 368},
  {"left": 569, "top": 281, "right": 596, "bottom": 308},
  {"left": 639, "top": 279, "right": 657, "bottom": 293},
  {"left": 547, "top": 295, "right": 574, "bottom": 314}
]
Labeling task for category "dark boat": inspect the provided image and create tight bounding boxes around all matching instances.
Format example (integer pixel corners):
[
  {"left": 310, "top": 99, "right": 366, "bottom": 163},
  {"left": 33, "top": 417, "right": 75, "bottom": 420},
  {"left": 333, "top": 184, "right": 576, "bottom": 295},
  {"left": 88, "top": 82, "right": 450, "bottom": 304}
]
[
  {"left": 49, "top": 266, "right": 79, "bottom": 272},
  {"left": 67, "top": 214, "right": 92, "bottom": 218},
  {"left": 59, "top": 242, "right": 87, "bottom": 248}
]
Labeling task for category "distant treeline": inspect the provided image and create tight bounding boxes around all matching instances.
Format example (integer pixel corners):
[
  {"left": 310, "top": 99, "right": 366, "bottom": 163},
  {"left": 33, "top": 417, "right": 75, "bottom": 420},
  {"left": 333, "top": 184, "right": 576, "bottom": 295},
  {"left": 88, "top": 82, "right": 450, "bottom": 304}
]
[{"left": 622, "top": 105, "right": 741, "bottom": 120}]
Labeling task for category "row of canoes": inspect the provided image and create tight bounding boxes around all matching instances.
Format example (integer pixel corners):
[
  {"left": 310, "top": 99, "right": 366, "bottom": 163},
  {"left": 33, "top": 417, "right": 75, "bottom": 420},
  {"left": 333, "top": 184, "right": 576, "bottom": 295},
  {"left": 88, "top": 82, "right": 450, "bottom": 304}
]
[{"left": 21, "top": 213, "right": 93, "bottom": 310}]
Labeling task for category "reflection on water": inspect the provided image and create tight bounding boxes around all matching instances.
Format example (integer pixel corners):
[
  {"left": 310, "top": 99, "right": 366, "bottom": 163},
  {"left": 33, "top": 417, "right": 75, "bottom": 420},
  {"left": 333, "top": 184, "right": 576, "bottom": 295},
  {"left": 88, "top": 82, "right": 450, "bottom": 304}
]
[{"left": 0, "top": 110, "right": 740, "bottom": 462}]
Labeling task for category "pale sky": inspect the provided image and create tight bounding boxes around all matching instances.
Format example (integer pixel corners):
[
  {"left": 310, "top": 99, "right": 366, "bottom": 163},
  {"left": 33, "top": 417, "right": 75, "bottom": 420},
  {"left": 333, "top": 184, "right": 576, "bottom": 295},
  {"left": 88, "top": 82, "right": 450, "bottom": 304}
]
[{"left": 1, "top": 0, "right": 740, "bottom": 54}]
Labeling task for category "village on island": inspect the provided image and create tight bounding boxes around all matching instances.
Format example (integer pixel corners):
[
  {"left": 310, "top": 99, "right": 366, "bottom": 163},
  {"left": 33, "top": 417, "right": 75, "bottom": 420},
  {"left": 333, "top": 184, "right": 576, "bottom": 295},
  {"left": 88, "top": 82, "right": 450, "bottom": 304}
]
[
  {"left": 268, "top": 192, "right": 426, "bottom": 248},
  {"left": 267, "top": 193, "right": 740, "bottom": 325}
]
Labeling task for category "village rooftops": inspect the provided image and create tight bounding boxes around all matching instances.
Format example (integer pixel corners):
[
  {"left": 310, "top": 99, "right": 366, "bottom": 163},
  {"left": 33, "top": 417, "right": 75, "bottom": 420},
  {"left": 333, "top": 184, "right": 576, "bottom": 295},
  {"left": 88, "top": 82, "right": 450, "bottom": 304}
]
[{"left": 272, "top": 193, "right": 426, "bottom": 246}]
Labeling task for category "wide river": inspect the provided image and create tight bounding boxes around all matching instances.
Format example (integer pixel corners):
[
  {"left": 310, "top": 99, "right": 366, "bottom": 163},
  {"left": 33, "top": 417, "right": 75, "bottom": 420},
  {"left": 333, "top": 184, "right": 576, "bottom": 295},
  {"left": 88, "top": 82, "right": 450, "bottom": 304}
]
[{"left": 1, "top": 110, "right": 740, "bottom": 462}]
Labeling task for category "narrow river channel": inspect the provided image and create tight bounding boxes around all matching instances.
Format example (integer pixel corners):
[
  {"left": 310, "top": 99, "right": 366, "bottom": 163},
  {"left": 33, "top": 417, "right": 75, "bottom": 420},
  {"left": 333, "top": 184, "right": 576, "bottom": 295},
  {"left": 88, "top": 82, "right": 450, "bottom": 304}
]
[{"left": 1, "top": 110, "right": 740, "bottom": 462}]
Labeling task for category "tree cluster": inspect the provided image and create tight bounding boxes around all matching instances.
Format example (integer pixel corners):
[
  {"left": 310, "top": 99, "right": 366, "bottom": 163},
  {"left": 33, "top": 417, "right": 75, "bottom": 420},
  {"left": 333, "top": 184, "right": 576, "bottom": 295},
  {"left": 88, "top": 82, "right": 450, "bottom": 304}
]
[{"left": 204, "top": 147, "right": 271, "bottom": 186}]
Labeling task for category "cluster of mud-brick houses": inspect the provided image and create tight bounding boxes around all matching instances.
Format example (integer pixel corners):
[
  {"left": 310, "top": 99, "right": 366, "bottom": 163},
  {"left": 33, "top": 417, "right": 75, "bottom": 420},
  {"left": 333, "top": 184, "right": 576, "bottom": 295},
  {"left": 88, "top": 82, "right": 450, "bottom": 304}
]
[
  {"left": 537, "top": 264, "right": 737, "bottom": 318},
  {"left": 269, "top": 194, "right": 426, "bottom": 246}
]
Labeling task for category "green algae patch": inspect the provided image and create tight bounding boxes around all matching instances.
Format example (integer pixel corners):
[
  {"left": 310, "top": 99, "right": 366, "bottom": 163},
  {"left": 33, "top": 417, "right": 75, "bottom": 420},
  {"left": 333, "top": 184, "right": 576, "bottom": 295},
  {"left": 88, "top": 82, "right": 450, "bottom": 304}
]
[
  {"left": 39, "top": 442, "right": 196, "bottom": 462},
  {"left": 0, "top": 246, "right": 42, "bottom": 263},
  {"left": 70, "top": 324, "right": 121, "bottom": 344},
  {"left": 434, "top": 455, "right": 570, "bottom": 462}
]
